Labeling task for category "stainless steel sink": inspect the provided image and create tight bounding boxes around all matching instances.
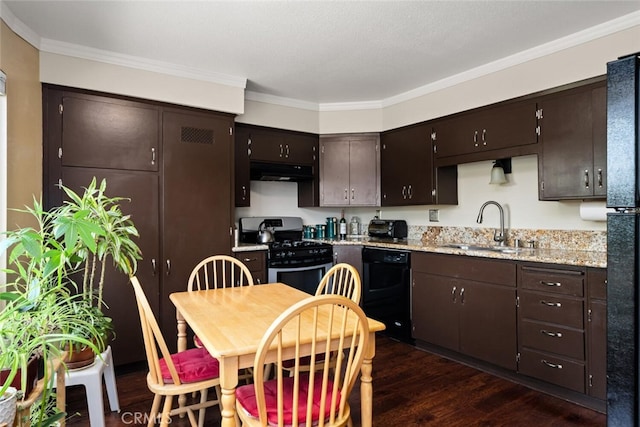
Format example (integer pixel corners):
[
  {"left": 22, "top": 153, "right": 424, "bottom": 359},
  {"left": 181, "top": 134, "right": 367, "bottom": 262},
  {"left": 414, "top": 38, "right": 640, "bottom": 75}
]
[{"left": 439, "top": 243, "right": 524, "bottom": 254}]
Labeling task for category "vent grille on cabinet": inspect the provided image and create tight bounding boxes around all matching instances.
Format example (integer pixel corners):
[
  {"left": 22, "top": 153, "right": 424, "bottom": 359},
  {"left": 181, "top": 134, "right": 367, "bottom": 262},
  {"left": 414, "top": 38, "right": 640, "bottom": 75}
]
[{"left": 181, "top": 127, "right": 214, "bottom": 144}]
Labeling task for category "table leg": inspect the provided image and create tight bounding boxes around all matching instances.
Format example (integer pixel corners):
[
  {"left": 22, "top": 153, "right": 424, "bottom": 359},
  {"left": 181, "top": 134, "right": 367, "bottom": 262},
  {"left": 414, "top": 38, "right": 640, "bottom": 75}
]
[
  {"left": 360, "top": 332, "right": 377, "bottom": 427},
  {"left": 219, "top": 357, "right": 240, "bottom": 427},
  {"left": 176, "top": 310, "right": 187, "bottom": 414}
]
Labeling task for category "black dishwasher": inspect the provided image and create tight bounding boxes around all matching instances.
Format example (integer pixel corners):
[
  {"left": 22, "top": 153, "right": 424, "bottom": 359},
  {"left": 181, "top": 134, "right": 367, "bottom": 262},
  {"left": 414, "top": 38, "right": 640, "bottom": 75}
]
[{"left": 362, "top": 247, "right": 413, "bottom": 343}]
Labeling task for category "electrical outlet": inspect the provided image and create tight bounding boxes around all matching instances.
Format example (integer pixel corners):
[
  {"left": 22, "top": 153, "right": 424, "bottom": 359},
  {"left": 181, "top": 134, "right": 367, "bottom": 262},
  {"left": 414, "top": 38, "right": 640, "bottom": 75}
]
[{"left": 429, "top": 209, "right": 439, "bottom": 222}]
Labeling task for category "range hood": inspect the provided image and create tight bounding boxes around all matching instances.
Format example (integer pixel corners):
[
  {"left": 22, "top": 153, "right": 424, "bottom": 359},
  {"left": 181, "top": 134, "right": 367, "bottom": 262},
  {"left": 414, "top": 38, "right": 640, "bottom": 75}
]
[{"left": 250, "top": 161, "right": 314, "bottom": 181}]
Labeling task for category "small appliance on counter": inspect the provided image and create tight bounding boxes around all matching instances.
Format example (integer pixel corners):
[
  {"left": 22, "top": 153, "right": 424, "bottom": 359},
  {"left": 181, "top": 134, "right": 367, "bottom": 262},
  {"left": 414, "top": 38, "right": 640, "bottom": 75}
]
[{"left": 367, "top": 219, "right": 408, "bottom": 241}]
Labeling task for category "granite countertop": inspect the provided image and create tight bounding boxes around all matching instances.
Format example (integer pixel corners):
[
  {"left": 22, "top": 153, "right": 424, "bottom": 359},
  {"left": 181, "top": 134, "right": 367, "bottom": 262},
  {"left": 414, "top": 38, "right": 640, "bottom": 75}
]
[{"left": 232, "top": 237, "right": 607, "bottom": 269}]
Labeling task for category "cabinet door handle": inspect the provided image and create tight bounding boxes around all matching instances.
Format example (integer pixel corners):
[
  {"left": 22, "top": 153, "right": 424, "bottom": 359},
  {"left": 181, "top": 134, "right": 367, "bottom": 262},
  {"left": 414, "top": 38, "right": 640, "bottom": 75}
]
[
  {"left": 166, "top": 259, "right": 171, "bottom": 275},
  {"left": 351, "top": 188, "right": 355, "bottom": 200},
  {"left": 451, "top": 286, "right": 457, "bottom": 303},
  {"left": 151, "top": 147, "right": 156, "bottom": 165},
  {"left": 540, "top": 329, "right": 563, "bottom": 338},
  {"left": 540, "top": 300, "right": 562, "bottom": 308},
  {"left": 473, "top": 130, "right": 479, "bottom": 147},
  {"left": 285, "top": 144, "right": 290, "bottom": 157},
  {"left": 460, "top": 287, "right": 465, "bottom": 304},
  {"left": 541, "top": 359, "right": 563, "bottom": 369},
  {"left": 540, "top": 281, "right": 561, "bottom": 287},
  {"left": 151, "top": 258, "right": 157, "bottom": 275},
  {"left": 401, "top": 185, "right": 407, "bottom": 199},
  {"left": 407, "top": 184, "right": 413, "bottom": 199},
  {"left": 344, "top": 189, "right": 348, "bottom": 200},
  {"left": 482, "top": 129, "right": 487, "bottom": 146},
  {"left": 241, "top": 185, "right": 247, "bottom": 200},
  {"left": 597, "top": 168, "right": 603, "bottom": 187},
  {"left": 279, "top": 144, "right": 284, "bottom": 158},
  {"left": 584, "top": 169, "right": 590, "bottom": 189}
]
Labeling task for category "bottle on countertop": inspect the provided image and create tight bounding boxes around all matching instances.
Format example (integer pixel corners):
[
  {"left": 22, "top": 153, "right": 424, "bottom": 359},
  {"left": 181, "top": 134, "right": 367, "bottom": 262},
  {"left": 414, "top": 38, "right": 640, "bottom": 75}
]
[{"left": 339, "top": 210, "right": 347, "bottom": 240}]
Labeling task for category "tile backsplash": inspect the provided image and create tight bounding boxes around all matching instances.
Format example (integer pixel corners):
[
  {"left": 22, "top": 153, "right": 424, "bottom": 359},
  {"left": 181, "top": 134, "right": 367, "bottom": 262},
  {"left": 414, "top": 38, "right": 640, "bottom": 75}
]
[{"left": 413, "top": 226, "right": 606, "bottom": 252}]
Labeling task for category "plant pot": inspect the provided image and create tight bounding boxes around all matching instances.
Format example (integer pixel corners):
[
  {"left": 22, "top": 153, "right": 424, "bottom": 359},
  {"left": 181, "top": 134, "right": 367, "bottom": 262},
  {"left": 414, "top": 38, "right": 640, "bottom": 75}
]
[
  {"left": 0, "top": 386, "right": 17, "bottom": 427},
  {"left": 0, "top": 355, "right": 39, "bottom": 397},
  {"left": 66, "top": 345, "right": 96, "bottom": 370}
]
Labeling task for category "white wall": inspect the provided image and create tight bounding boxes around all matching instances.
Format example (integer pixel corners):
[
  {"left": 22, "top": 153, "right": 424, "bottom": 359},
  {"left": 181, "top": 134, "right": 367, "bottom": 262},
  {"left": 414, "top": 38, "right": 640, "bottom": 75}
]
[{"left": 236, "top": 155, "right": 605, "bottom": 231}]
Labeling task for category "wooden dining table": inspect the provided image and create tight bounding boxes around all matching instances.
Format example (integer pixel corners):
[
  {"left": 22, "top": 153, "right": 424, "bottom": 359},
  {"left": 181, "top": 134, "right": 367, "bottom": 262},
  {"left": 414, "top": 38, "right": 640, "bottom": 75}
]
[{"left": 170, "top": 282, "right": 385, "bottom": 427}]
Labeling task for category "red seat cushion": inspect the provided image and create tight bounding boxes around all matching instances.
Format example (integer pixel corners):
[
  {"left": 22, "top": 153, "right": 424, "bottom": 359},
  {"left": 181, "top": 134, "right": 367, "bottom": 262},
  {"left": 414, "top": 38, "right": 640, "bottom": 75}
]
[
  {"left": 159, "top": 347, "right": 219, "bottom": 383},
  {"left": 236, "top": 373, "right": 341, "bottom": 425}
]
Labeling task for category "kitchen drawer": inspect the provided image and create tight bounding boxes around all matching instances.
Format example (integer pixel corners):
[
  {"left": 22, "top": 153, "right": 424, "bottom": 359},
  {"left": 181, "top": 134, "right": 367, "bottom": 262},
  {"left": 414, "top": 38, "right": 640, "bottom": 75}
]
[
  {"left": 413, "top": 252, "right": 516, "bottom": 287},
  {"left": 587, "top": 268, "right": 607, "bottom": 300},
  {"left": 520, "top": 265, "right": 585, "bottom": 297},
  {"left": 235, "top": 251, "right": 266, "bottom": 283},
  {"left": 519, "top": 348, "right": 585, "bottom": 393},
  {"left": 519, "top": 319, "right": 585, "bottom": 360},
  {"left": 519, "top": 290, "right": 583, "bottom": 328}
]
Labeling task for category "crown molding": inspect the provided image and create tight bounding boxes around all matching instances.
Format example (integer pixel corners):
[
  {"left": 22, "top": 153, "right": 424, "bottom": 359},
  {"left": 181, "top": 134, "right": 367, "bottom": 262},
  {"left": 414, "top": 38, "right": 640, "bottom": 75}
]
[
  {"left": 381, "top": 11, "right": 640, "bottom": 108},
  {"left": 0, "top": 1, "right": 41, "bottom": 48},
  {"left": 245, "top": 90, "right": 319, "bottom": 111},
  {"left": 39, "top": 38, "right": 247, "bottom": 88},
  {"left": 2, "top": 1, "right": 639, "bottom": 112}
]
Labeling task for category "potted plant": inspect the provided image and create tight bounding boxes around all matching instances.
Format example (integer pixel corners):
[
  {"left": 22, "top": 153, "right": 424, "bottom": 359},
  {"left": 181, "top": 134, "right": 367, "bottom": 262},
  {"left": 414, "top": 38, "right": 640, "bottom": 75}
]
[
  {"left": 0, "top": 177, "right": 141, "bottom": 424},
  {"left": 47, "top": 177, "right": 142, "bottom": 366}
]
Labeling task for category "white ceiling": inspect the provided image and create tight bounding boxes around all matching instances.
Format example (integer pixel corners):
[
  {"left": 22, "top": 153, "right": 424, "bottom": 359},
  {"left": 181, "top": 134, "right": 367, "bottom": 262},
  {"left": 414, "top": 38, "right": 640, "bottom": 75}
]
[{"left": 3, "top": 1, "right": 640, "bottom": 107}]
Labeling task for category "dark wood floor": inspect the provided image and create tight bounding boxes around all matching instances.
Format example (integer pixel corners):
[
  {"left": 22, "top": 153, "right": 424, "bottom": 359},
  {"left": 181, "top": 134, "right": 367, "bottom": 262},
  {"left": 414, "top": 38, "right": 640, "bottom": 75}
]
[{"left": 64, "top": 335, "right": 606, "bottom": 426}]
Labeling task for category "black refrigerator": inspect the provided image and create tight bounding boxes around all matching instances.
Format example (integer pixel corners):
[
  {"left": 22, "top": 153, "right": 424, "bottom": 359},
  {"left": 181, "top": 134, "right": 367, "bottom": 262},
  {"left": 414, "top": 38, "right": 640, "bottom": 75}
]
[{"left": 606, "top": 52, "right": 640, "bottom": 426}]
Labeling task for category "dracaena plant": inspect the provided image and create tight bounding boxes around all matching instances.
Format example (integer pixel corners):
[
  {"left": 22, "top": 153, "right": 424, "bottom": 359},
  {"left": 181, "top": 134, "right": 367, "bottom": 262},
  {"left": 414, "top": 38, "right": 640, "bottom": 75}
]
[{"left": 0, "top": 177, "right": 141, "bottom": 425}]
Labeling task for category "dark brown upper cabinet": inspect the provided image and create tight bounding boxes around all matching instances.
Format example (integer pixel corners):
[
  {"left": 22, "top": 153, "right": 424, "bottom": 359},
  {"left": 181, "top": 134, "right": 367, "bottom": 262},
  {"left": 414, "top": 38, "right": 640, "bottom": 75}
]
[
  {"left": 234, "top": 123, "right": 320, "bottom": 207},
  {"left": 234, "top": 124, "right": 251, "bottom": 207},
  {"left": 319, "top": 133, "right": 380, "bottom": 207},
  {"left": 380, "top": 122, "right": 457, "bottom": 206},
  {"left": 432, "top": 99, "right": 539, "bottom": 167},
  {"left": 57, "top": 91, "right": 160, "bottom": 172},
  {"left": 538, "top": 79, "right": 606, "bottom": 200},
  {"left": 248, "top": 125, "right": 317, "bottom": 165}
]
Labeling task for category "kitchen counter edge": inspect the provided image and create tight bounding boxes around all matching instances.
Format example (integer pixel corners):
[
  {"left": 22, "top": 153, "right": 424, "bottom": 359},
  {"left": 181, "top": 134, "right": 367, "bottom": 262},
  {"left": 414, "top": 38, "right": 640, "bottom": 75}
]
[{"left": 232, "top": 239, "right": 606, "bottom": 269}]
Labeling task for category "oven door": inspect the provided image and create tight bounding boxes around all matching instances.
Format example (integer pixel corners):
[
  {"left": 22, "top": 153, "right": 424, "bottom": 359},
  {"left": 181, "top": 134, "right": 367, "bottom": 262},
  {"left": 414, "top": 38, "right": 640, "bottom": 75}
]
[{"left": 268, "top": 262, "right": 333, "bottom": 295}]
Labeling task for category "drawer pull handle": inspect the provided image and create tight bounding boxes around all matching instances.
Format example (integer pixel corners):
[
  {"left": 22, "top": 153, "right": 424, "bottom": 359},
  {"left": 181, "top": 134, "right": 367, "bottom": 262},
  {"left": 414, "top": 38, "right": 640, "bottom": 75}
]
[
  {"left": 540, "top": 329, "right": 563, "bottom": 338},
  {"left": 540, "top": 300, "right": 562, "bottom": 308},
  {"left": 541, "top": 359, "right": 563, "bottom": 369},
  {"left": 242, "top": 257, "right": 257, "bottom": 262},
  {"left": 540, "top": 281, "right": 561, "bottom": 287}
]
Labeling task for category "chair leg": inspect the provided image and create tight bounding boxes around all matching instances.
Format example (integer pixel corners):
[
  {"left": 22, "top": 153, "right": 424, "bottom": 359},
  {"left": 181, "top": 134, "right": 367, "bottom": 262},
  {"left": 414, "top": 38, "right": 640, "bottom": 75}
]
[
  {"left": 160, "top": 395, "right": 173, "bottom": 427},
  {"left": 197, "top": 388, "right": 208, "bottom": 427},
  {"left": 148, "top": 394, "right": 162, "bottom": 427}
]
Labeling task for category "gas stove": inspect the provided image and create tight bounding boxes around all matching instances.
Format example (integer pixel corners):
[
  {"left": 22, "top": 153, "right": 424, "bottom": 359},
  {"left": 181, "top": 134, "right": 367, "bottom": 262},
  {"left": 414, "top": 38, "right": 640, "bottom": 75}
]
[{"left": 238, "top": 216, "right": 334, "bottom": 273}]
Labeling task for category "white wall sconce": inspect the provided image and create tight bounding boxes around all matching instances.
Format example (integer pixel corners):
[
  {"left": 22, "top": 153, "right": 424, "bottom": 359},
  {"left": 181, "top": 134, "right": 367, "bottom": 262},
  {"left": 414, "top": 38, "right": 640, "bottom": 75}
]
[{"left": 490, "top": 158, "right": 512, "bottom": 185}]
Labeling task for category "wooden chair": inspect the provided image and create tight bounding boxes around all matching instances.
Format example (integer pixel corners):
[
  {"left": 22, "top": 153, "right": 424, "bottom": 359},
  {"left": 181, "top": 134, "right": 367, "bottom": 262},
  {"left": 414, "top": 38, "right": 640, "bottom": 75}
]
[
  {"left": 315, "top": 263, "right": 361, "bottom": 303},
  {"left": 130, "top": 276, "right": 221, "bottom": 427},
  {"left": 183, "top": 255, "right": 255, "bottom": 349},
  {"left": 282, "top": 263, "right": 362, "bottom": 377},
  {"left": 235, "top": 294, "right": 370, "bottom": 427}
]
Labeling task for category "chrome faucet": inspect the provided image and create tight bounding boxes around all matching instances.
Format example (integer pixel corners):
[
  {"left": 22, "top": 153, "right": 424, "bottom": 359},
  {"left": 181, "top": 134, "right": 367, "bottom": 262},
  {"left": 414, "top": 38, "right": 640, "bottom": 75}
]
[{"left": 476, "top": 201, "right": 506, "bottom": 246}]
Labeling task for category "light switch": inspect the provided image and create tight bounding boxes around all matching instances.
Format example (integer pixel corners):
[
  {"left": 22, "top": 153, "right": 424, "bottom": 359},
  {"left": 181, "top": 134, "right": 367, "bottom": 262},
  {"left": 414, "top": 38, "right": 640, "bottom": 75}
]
[{"left": 429, "top": 209, "right": 439, "bottom": 222}]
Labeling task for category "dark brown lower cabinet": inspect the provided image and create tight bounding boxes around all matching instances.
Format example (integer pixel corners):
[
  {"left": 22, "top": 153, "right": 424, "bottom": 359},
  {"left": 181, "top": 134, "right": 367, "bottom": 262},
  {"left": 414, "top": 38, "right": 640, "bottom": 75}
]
[
  {"left": 60, "top": 167, "right": 160, "bottom": 366},
  {"left": 332, "top": 245, "right": 363, "bottom": 281},
  {"left": 412, "top": 252, "right": 517, "bottom": 370},
  {"left": 235, "top": 250, "right": 267, "bottom": 284},
  {"left": 587, "top": 268, "right": 607, "bottom": 400},
  {"left": 517, "top": 264, "right": 587, "bottom": 394}
]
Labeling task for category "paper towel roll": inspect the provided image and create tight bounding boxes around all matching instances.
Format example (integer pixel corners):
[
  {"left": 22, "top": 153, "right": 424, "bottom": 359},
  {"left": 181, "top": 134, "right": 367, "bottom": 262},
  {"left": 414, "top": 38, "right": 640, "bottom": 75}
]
[{"left": 579, "top": 201, "right": 613, "bottom": 221}]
